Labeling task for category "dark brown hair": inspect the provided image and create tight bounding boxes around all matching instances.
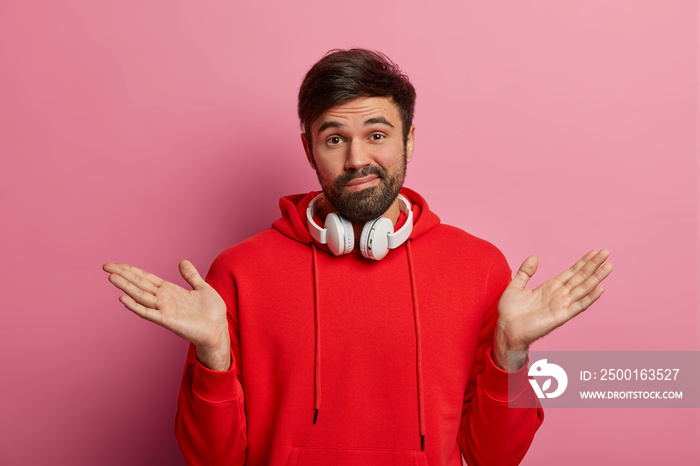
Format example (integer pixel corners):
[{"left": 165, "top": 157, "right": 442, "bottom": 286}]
[{"left": 298, "top": 49, "right": 416, "bottom": 145}]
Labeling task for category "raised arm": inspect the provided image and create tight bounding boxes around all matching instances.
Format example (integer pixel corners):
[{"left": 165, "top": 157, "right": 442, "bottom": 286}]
[
  {"left": 458, "top": 255, "right": 543, "bottom": 466},
  {"left": 102, "top": 260, "right": 247, "bottom": 465},
  {"left": 460, "top": 249, "right": 612, "bottom": 465}
]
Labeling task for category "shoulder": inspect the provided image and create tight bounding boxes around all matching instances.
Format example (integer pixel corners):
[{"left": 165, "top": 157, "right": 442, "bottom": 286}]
[
  {"left": 208, "top": 228, "right": 304, "bottom": 276},
  {"left": 409, "top": 222, "right": 512, "bottom": 309},
  {"left": 416, "top": 223, "right": 511, "bottom": 288},
  {"left": 424, "top": 224, "right": 508, "bottom": 263}
]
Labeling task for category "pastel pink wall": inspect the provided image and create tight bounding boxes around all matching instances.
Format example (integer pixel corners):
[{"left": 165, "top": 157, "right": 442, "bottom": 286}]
[{"left": 0, "top": 1, "right": 696, "bottom": 465}]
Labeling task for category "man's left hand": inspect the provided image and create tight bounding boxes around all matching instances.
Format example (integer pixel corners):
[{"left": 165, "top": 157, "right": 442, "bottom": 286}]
[{"left": 493, "top": 249, "right": 613, "bottom": 371}]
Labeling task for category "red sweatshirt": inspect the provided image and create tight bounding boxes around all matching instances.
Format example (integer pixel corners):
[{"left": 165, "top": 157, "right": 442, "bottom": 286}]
[{"left": 175, "top": 188, "right": 543, "bottom": 465}]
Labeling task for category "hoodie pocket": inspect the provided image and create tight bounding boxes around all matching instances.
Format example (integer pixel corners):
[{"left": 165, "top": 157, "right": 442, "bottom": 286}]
[{"left": 285, "top": 447, "right": 429, "bottom": 466}]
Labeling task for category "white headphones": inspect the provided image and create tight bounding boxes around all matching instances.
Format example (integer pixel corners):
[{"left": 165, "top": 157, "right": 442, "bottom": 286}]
[{"left": 306, "top": 194, "right": 413, "bottom": 261}]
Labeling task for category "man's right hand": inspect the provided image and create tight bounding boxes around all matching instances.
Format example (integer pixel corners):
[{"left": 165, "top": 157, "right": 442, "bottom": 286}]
[{"left": 102, "top": 260, "right": 231, "bottom": 371}]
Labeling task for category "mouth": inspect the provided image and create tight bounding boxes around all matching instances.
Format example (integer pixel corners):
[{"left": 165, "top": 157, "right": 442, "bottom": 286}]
[{"left": 345, "top": 175, "right": 380, "bottom": 192}]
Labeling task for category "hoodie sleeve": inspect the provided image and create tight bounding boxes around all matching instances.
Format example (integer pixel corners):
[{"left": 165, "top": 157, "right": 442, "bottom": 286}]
[
  {"left": 458, "top": 253, "right": 544, "bottom": 466},
  {"left": 174, "top": 251, "right": 248, "bottom": 466}
]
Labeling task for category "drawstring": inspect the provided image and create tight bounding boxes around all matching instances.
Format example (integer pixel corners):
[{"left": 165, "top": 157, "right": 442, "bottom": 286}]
[
  {"left": 309, "top": 239, "right": 426, "bottom": 451},
  {"left": 406, "top": 239, "right": 426, "bottom": 451},
  {"left": 311, "top": 243, "right": 321, "bottom": 424}
]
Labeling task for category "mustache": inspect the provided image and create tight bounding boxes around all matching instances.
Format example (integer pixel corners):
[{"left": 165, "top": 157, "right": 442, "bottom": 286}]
[{"left": 334, "top": 165, "right": 387, "bottom": 187}]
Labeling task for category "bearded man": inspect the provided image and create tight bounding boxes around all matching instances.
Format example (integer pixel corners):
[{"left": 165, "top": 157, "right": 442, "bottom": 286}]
[{"left": 103, "top": 48, "right": 612, "bottom": 465}]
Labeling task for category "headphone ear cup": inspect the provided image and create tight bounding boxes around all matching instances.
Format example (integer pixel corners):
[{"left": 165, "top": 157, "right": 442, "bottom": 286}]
[
  {"left": 325, "top": 213, "right": 354, "bottom": 255},
  {"left": 360, "top": 217, "right": 393, "bottom": 260}
]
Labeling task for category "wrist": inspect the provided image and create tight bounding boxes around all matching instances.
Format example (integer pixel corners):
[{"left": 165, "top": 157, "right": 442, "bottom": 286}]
[
  {"left": 493, "top": 328, "right": 529, "bottom": 372},
  {"left": 196, "top": 340, "right": 231, "bottom": 372}
]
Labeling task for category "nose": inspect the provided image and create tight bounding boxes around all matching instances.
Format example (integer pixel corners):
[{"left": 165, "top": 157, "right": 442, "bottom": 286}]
[{"left": 344, "top": 139, "right": 371, "bottom": 171}]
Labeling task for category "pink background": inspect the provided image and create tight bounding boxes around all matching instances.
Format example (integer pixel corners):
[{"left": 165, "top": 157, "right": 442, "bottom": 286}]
[{"left": 0, "top": 1, "right": 697, "bottom": 465}]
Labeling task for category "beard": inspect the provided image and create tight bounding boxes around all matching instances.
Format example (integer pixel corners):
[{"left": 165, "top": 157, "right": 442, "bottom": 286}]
[{"left": 318, "top": 150, "right": 407, "bottom": 223}]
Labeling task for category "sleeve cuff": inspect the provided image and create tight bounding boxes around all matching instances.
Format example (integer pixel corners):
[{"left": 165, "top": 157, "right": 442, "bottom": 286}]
[
  {"left": 481, "top": 345, "right": 533, "bottom": 403},
  {"left": 192, "top": 348, "right": 241, "bottom": 403}
]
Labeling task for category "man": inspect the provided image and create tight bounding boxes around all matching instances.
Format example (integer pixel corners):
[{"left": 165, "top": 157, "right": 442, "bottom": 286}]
[{"left": 103, "top": 49, "right": 612, "bottom": 465}]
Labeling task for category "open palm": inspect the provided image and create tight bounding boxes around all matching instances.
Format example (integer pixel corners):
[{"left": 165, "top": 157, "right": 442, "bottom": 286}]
[
  {"left": 103, "top": 260, "right": 229, "bottom": 353},
  {"left": 496, "top": 249, "right": 613, "bottom": 354}
]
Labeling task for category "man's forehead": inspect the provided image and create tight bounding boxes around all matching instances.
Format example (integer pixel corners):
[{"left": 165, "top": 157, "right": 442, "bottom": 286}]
[{"left": 313, "top": 96, "right": 399, "bottom": 131}]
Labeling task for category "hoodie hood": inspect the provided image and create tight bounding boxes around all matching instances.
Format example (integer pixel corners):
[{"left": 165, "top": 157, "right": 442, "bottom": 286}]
[{"left": 272, "top": 187, "right": 441, "bottom": 252}]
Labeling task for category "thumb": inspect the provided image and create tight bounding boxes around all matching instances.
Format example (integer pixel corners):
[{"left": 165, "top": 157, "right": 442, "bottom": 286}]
[
  {"left": 510, "top": 256, "right": 539, "bottom": 290},
  {"left": 179, "top": 260, "right": 206, "bottom": 290}
]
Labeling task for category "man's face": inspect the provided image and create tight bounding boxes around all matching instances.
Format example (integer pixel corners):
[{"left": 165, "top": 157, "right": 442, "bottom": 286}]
[{"left": 302, "top": 96, "right": 415, "bottom": 223}]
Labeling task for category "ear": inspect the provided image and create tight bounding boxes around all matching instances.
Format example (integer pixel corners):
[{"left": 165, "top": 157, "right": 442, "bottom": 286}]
[
  {"left": 405, "top": 124, "right": 416, "bottom": 163},
  {"left": 301, "top": 133, "right": 316, "bottom": 170}
]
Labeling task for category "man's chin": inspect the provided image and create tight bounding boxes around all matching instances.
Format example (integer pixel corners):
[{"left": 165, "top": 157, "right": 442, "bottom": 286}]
[
  {"left": 336, "top": 191, "right": 396, "bottom": 222},
  {"left": 323, "top": 173, "right": 404, "bottom": 222}
]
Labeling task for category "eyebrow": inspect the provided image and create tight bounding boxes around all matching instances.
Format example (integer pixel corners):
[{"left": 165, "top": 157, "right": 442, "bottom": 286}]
[{"left": 317, "top": 116, "right": 395, "bottom": 135}]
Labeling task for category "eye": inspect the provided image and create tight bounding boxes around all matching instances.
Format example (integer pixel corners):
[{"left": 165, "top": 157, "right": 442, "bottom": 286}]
[
  {"left": 327, "top": 136, "right": 343, "bottom": 146},
  {"left": 369, "top": 133, "right": 386, "bottom": 141}
]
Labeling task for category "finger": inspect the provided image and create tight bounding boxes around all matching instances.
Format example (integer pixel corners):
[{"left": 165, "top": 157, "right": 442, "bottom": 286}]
[
  {"left": 510, "top": 256, "right": 539, "bottom": 290},
  {"left": 113, "top": 266, "right": 160, "bottom": 295},
  {"left": 119, "top": 294, "right": 163, "bottom": 326},
  {"left": 570, "top": 262, "right": 613, "bottom": 303},
  {"left": 108, "top": 273, "right": 158, "bottom": 309},
  {"left": 553, "top": 250, "right": 598, "bottom": 285},
  {"left": 179, "top": 260, "right": 206, "bottom": 290},
  {"left": 564, "top": 249, "right": 611, "bottom": 291},
  {"left": 569, "top": 285, "right": 606, "bottom": 316},
  {"left": 103, "top": 262, "right": 164, "bottom": 288},
  {"left": 102, "top": 262, "right": 116, "bottom": 273}
]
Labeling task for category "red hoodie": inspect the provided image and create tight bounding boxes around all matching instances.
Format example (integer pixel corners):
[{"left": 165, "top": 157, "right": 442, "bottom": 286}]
[{"left": 175, "top": 188, "right": 543, "bottom": 465}]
